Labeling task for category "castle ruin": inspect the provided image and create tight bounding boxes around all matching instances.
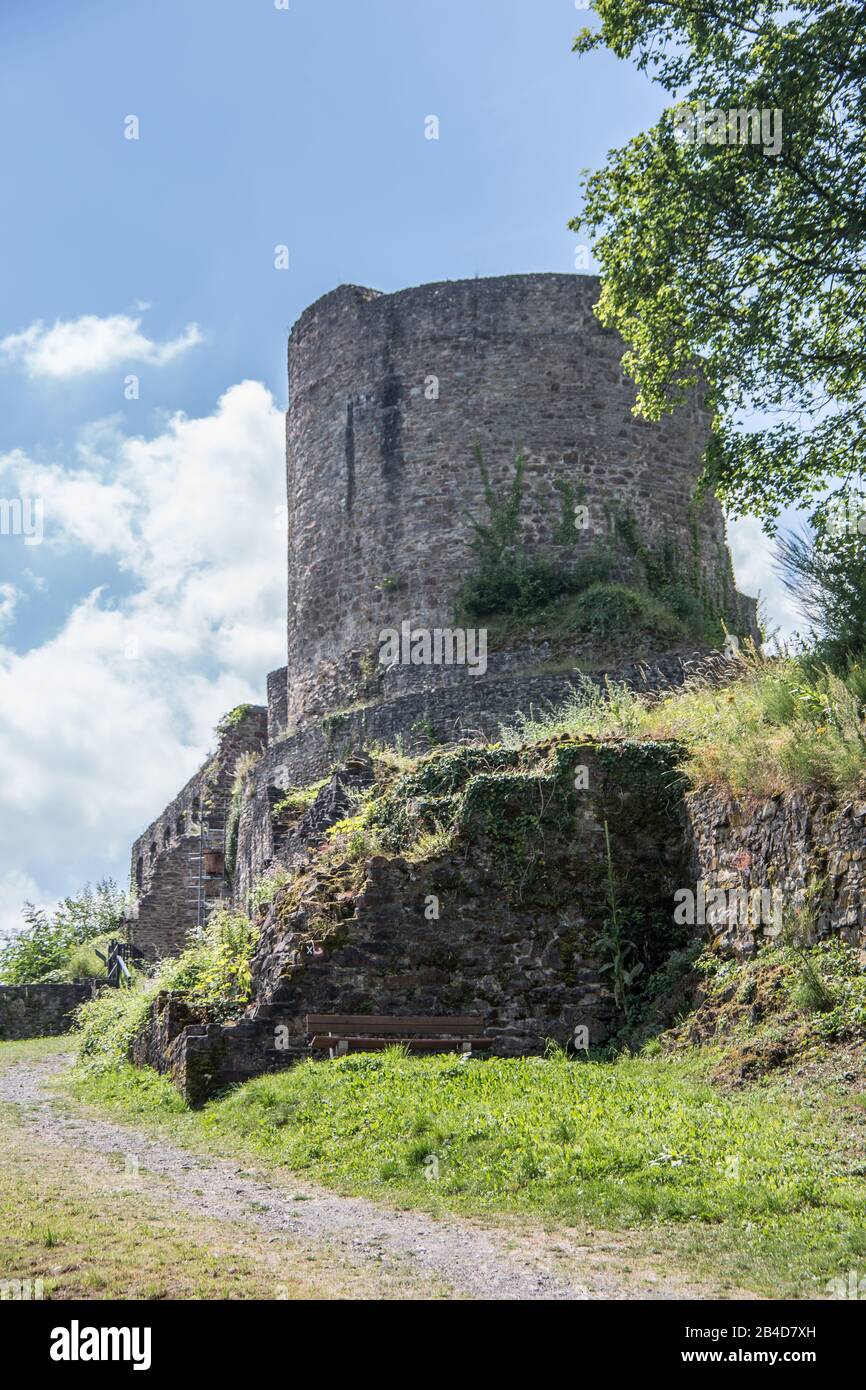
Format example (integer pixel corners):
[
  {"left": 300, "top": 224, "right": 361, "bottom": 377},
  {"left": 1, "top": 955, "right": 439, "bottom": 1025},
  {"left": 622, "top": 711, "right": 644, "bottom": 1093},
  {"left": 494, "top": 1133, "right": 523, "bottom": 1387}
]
[{"left": 128, "top": 273, "right": 756, "bottom": 965}]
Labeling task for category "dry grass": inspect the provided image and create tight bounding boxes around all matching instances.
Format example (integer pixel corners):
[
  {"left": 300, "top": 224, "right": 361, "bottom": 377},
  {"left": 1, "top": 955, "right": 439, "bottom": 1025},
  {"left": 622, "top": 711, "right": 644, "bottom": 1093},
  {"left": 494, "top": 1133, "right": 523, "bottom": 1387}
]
[{"left": 501, "top": 650, "right": 866, "bottom": 798}]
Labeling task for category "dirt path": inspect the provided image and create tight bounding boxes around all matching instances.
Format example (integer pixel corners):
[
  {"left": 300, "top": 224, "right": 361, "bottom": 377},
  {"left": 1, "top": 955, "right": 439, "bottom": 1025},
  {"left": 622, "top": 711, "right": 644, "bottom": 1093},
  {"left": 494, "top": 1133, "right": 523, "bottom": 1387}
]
[{"left": 0, "top": 1054, "right": 728, "bottom": 1301}]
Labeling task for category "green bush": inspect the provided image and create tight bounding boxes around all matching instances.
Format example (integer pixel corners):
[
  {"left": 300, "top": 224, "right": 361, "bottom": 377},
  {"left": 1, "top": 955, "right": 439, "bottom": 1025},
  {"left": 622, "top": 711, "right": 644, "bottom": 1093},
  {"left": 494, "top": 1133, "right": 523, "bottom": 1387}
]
[
  {"left": 39, "top": 933, "right": 118, "bottom": 984},
  {"left": 74, "top": 906, "right": 258, "bottom": 1075},
  {"left": 215, "top": 704, "right": 253, "bottom": 739},
  {"left": 0, "top": 881, "right": 128, "bottom": 985},
  {"left": 457, "top": 552, "right": 613, "bottom": 620},
  {"left": 75, "top": 978, "right": 160, "bottom": 1076},
  {"left": 568, "top": 583, "right": 685, "bottom": 641},
  {"left": 272, "top": 778, "right": 329, "bottom": 821},
  {"left": 776, "top": 523, "right": 866, "bottom": 671},
  {"left": 157, "top": 908, "right": 257, "bottom": 1023}
]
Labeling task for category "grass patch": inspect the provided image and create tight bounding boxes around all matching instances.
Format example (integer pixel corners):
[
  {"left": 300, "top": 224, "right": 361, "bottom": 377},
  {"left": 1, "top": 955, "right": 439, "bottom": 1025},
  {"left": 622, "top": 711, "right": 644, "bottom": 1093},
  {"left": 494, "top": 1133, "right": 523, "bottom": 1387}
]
[
  {"left": 0, "top": 1035, "right": 72, "bottom": 1069},
  {"left": 272, "top": 778, "right": 330, "bottom": 822},
  {"left": 501, "top": 651, "right": 866, "bottom": 797},
  {"left": 71, "top": 1047, "right": 866, "bottom": 1297}
]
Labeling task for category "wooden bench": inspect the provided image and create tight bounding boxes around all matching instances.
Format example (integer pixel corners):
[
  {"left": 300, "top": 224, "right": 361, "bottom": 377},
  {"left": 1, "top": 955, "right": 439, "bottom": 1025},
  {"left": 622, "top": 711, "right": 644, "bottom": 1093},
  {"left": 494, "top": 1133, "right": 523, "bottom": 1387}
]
[{"left": 306, "top": 1014, "right": 494, "bottom": 1059}]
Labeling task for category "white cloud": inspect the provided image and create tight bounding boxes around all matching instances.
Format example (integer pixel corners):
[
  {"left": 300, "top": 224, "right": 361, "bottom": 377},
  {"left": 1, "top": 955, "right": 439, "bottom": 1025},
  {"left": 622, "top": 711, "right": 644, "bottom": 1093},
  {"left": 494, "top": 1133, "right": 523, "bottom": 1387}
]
[
  {"left": 0, "top": 583, "right": 18, "bottom": 632},
  {"left": 728, "top": 514, "right": 806, "bottom": 643},
  {"left": 0, "top": 312, "right": 203, "bottom": 379},
  {"left": 0, "top": 870, "right": 42, "bottom": 943},
  {"left": 0, "top": 382, "right": 286, "bottom": 921}
]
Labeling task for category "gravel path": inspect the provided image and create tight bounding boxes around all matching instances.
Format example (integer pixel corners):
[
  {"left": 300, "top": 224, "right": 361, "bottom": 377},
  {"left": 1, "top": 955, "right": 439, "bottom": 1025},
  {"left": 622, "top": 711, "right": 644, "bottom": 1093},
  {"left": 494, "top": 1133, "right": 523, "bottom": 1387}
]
[{"left": 0, "top": 1054, "right": 719, "bottom": 1301}]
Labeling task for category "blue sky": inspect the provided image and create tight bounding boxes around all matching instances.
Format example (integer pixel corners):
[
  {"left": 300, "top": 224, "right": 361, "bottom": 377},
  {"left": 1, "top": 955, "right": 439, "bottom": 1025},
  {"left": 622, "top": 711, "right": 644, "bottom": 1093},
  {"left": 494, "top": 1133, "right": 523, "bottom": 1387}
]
[{"left": 0, "top": 0, "right": 800, "bottom": 936}]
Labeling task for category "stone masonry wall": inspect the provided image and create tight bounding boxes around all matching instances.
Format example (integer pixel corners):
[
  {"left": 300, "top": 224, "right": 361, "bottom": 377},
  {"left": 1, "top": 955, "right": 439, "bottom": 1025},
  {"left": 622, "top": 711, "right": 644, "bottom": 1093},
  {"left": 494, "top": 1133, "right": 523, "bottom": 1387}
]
[
  {"left": 142, "top": 741, "right": 692, "bottom": 1103},
  {"left": 284, "top": 273, "right": 752, "bottom": 728},
  {"left": 134, "top": 752, "right": 866, "bottom": 1105},
  {"left": 234, "top": 649, "right": 734, "bottom": 911},
  {"left": 686, "top": 787, "right": 866, "bottom": 956},
  {"left": 128, "top": 707, "right": 268, "bottom": 959},
  {"left": 0, "top": 982, "right": 98, "bottom": 1040}
]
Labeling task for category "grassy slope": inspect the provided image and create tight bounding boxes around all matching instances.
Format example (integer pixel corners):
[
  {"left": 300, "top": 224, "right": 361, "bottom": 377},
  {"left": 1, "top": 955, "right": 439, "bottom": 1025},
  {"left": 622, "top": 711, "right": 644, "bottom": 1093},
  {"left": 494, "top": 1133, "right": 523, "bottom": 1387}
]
[
  {"left": 71, "top": 1045, "right": 866, "bottom": 1299},
  {"left": 45, "top": 654, "right": 866, "bottom": 1299},
  {"left": 501, "top": 652, "right": 866, "bottom": 798}
]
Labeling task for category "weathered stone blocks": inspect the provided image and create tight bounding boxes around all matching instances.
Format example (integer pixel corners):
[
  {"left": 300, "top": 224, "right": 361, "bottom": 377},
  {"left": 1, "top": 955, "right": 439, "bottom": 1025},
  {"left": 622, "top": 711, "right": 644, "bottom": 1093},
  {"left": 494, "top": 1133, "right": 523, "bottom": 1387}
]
[
  {"left": 283, "top": 273, "right": 754, "bottom": 727},
  {"left": 0, "top": 982, "right": 98, "bottom": 1040}
]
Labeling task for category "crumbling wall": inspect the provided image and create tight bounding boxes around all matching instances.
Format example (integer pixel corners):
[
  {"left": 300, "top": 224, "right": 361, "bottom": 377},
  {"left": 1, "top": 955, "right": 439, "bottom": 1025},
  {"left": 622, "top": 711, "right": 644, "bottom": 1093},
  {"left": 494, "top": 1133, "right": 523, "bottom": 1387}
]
[
  {"left": 139, "top": 741, "right": 693, "bottom": 1103},
  {"left": 686, "top": 788, "right": 866, "bottom": 956},
  {"left": 233, "top": 649, "right": 733, "bottom": 911},
  {"left": 128, "top": 707, "right": 267, "bottom": 959}
]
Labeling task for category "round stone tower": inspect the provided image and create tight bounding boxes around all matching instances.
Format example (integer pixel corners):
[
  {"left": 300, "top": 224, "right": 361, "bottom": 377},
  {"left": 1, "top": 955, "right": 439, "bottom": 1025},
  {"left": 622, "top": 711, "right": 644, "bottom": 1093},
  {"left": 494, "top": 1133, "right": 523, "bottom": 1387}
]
[{"left": 284, "top": 273, "right": 752, "bottom": 727}]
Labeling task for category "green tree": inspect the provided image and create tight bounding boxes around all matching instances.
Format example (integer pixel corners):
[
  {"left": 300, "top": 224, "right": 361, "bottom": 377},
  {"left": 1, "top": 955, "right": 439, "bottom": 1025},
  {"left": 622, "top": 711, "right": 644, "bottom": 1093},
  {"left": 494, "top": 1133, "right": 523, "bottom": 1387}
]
[
  {"left": 572, "top": 1, "right": 866, "bottom": 534},
  {"left": 0, "top": 880, "right": 128, "bottom": 985},
  {"left": 776, "top": 516, "right": 866, "bottom": 666}
]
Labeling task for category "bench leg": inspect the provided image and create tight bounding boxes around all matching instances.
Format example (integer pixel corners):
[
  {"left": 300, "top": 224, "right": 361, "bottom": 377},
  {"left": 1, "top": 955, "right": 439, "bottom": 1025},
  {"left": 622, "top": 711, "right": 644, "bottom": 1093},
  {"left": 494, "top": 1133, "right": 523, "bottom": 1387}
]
[
  {"left": 336, "top": 1039, "right": 349, "bottom": 1057},
  {"left": 461, "top": 1042, "right": 471, "bottom": 1054}
]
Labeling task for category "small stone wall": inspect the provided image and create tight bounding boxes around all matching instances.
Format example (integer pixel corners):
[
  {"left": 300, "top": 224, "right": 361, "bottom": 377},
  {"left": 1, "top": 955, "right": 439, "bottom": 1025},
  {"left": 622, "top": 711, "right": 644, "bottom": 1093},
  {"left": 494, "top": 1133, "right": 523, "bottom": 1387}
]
[
  {"left": 0, "top": 982, "right": 98, "bottom": 1040},
  {"left": 686, "top": 788, "right": 866, "bottom": 955}
]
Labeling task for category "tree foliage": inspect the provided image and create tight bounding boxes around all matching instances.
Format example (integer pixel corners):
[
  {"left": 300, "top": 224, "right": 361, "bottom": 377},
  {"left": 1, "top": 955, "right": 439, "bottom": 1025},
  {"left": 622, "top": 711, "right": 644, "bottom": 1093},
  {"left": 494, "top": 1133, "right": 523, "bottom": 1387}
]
[
  {"left": 572, "top": 1, "right": 866, "bottom": 532},
  {"left": 0, "top": 880, "right": 128, "bottom": 985},
  {"left": 776, "top": 519, "right": 866, "bottom": 666}
]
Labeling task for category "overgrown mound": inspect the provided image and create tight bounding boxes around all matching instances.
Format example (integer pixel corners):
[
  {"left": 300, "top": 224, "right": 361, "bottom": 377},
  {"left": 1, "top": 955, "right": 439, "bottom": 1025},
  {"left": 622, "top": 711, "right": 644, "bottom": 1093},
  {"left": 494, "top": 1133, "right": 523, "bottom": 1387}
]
[
  {"left": 661, "top": 939, "right": 866, "bottom": 1086},
  {"left": 454, "top": 447, "right": 747, "bottom": 656}
]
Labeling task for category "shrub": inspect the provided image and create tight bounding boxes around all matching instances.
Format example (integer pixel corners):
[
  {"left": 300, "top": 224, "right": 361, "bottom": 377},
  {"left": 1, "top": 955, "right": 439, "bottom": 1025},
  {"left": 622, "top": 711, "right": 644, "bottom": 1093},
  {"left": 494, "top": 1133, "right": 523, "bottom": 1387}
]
[
  {"left": 158, "top": 908, "right": 258, "bottom": 1022},
  {"left": 75, "top": 978, "right": 159, "bottom": 1075},
  {"left": 457, "top": 553, "right": 613, "bottom": 620},
  {"left": 0, "top": 880, "right": 128, "bottom": 985},
  {"left": 215, "top": 704, "right": 253, "bottom": 739},
  {"left": 74, "top": 906, "right": 258, "bottom": 1075},
  {"left": 272, "top": 778, "right": 329, "bottom": 821},
  {"left": 568, "top": 582, "right": 685, "bottom": 641},
  {"left": 249, "top": 867, "right": 293, "bottom": 911},
  {"left": 776, "top": 523, "right": 866, "bottom": 671}
]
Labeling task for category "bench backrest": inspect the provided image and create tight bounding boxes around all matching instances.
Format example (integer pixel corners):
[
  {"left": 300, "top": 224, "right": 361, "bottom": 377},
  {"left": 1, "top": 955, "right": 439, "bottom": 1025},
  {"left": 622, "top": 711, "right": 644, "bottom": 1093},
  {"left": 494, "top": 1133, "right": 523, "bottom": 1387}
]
[{"left": 306, "top": 1014, "right": 487, "bottom": 1037}]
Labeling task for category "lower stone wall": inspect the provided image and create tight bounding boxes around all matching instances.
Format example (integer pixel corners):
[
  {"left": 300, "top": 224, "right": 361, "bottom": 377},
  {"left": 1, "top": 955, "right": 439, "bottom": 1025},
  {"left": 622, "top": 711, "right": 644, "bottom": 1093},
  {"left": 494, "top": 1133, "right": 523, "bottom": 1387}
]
[
  {"left": 0, "top": 982, "right": 98, "bottom": 1040},
  {"left": 139, "top": 741, "right": 693, "bottom": 1103},
  {"left": 272, "top": 629, "right": 747, "bottom": 736},
  {"left": 234, "top": 649, "right": 732, "bottom": 909},
  {"left": 132, "top": 995, "right": 290, "bottom": 1107},
  {"left": 686, "top": 788, "right": 866, "bottom": 955}
]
